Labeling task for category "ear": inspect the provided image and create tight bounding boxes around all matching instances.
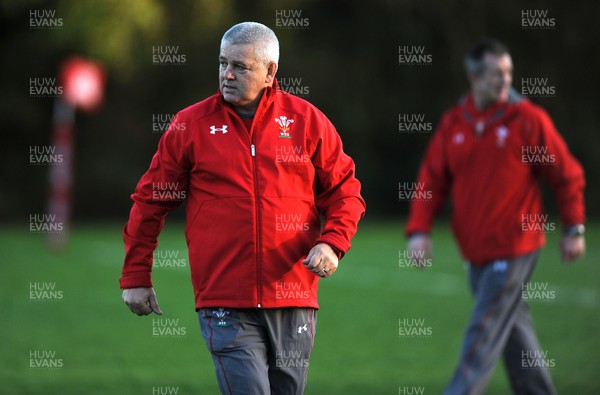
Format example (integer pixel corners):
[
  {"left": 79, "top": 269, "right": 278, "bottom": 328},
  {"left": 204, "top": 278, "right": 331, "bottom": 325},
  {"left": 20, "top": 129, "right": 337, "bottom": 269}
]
[{"left": 265, "top": 62, "right": 278, "bottom": 86}]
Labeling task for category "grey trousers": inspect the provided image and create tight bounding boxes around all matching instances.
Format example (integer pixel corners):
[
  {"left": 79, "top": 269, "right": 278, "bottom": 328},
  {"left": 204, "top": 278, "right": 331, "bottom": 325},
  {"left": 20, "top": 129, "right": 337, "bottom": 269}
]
[
  {"left": 444, "top": 251, "right": 557, "bottom": 395},
  {"left": 199, "top": 307, "right": 317, "bottom": 395}
]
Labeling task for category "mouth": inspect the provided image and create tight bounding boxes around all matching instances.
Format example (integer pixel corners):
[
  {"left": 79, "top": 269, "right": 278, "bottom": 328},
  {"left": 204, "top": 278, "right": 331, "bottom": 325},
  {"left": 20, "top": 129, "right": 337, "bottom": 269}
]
[{"left": 222, "top": 85, "right": 236, "bottom": 91}]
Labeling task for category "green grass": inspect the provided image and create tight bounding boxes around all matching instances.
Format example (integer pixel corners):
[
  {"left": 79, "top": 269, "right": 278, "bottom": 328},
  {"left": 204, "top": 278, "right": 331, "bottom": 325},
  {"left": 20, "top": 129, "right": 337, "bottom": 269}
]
[{"left": 1, "top": 220, "right": 598, "bottom": 394}]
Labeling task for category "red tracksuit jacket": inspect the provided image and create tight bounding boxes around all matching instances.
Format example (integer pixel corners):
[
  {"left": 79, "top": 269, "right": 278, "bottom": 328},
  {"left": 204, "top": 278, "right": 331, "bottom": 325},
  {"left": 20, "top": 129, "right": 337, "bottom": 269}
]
[
  {"left": 406, "top": 92, "right": 585, "bottom": 264},
  {"left": 120, "top": 82, "right": 365, "bottom": 309}
]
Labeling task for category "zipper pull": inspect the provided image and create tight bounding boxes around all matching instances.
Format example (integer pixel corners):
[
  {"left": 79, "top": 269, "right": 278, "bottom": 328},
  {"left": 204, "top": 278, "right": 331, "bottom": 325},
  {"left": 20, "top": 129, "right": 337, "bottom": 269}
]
[{"left": 251, "top": 144, "right": 256, "bottom": 157}]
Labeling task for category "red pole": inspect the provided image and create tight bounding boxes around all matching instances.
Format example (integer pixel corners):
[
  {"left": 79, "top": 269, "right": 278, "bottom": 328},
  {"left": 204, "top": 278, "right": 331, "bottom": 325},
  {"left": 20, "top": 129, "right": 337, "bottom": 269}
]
[
  {"left": 46, "top": 57, "right": 104, "bottom": 249},
  {"left": 47, "top": 98, "right": 75, "bottom": 250}
]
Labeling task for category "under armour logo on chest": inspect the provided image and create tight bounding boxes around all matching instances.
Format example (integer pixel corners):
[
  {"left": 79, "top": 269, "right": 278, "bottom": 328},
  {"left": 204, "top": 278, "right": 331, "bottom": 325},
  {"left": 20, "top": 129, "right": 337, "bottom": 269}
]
[{"left": 210, "top": 125, "right": 228, "bottom": 134}]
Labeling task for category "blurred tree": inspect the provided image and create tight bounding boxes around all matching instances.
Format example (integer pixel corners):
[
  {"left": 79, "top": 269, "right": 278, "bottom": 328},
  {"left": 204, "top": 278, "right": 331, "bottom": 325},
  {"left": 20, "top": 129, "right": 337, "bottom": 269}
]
[{"left": 1, "top": 0, "right": 598, "bottom": 222}]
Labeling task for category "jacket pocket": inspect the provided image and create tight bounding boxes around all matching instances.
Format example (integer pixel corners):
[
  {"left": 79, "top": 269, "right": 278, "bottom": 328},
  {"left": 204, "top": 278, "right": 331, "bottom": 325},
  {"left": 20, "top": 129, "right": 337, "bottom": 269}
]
[{"left": 186, "top": 197, "right": 256, "bottom": 302}]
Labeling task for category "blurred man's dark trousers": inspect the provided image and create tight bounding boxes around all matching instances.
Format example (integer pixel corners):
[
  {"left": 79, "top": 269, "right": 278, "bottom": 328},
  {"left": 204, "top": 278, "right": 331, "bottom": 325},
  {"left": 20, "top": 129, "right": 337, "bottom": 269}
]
[{"left": 444, "top": 250, "right": 557, "bottom": 395}]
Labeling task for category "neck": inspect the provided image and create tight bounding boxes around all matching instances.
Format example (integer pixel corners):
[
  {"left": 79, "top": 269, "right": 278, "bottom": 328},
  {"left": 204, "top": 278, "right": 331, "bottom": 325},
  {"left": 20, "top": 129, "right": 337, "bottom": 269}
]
[
  {"left": 472, "top": 93, "right": 493, "bottom": 111},
  {"left": 472, "top": 91, "right": 510, "bottom": 111},
  {"left": 234, "top": 89, "right": 264, "bottom": 116}
]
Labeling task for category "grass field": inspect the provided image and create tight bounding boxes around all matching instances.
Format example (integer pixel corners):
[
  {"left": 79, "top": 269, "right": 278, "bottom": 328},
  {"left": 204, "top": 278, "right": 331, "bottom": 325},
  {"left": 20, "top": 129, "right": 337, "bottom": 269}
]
[{"left": 1, "top": 220, "right": 598, "bottom": 394}]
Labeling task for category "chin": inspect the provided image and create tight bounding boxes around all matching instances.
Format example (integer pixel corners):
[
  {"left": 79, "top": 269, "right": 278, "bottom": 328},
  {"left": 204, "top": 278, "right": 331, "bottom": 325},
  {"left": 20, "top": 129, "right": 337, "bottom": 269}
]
[
  {"left": 223, "top": 94, "right": 239, "bottom": 104},
  {"left": 494, "top": 91, "right": 509, "bottom": 103}
]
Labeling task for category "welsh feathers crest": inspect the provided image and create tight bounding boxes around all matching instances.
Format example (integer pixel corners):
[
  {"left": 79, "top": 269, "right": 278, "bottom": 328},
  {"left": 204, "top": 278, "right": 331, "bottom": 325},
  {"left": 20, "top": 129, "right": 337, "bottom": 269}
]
[{"left": 275, "top": 115, "right": 294, "bottom": 138}]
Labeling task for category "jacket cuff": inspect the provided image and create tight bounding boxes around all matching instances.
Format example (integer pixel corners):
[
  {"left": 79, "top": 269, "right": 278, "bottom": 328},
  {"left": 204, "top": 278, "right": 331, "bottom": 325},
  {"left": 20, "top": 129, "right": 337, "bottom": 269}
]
[{"left": 119, "top": 272, "right": 153, "bottom": 289}]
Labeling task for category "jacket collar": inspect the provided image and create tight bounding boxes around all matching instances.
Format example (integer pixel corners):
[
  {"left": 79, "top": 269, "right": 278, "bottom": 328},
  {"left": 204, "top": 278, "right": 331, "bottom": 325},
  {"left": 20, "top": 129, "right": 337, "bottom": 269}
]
[{"left": 460, "top": 88, "right": 522, "bottom": 124}]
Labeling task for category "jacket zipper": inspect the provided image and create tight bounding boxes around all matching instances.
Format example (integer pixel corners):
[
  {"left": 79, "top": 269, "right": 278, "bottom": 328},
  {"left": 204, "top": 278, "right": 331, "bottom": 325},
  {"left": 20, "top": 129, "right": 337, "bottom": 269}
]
[
  {"left": 225, "top": 97, "right": 268, "bottom": 308},
  {"left": 250, "top": 141, "right": 262, "bottom": 307},
  {"left": 250, "top": 95, "right": 270, "bottom": 309}
]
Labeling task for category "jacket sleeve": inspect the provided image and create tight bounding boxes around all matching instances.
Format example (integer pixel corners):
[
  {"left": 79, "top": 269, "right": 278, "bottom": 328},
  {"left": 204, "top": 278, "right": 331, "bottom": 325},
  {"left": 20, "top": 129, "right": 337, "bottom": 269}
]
[
  {"left": 405, "top": 114, "right": 453, "bottom": 236},
  {"left": 119, "top": 114, "right": 192, "bottom": 289},
  {"left": 312, "top": 115, "right": 366, "bottom": 258},
  {"left": 529, "top": 107, "right": 586, "bottom": 227}
]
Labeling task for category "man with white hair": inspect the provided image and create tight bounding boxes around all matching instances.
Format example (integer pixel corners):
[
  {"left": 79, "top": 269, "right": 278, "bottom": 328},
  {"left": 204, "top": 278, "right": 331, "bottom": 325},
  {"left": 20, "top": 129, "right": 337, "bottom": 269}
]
[{"left": 120, "top": 22, "right": 365, "bottom": 394}]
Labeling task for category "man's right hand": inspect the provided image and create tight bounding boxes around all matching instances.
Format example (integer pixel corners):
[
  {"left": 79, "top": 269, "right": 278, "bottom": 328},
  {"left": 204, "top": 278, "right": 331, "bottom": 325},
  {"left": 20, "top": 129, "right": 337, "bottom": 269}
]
[
  {"left": 407, "top": 234, "right": 433, "bottom": 268},
  {"left": 122, "top": 287, "right": 163, "bottom": 316}
]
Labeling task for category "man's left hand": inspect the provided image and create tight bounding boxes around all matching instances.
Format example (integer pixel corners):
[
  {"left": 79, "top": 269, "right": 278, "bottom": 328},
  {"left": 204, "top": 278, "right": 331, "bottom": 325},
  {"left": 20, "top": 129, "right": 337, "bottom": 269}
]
[
  {"left": 560, "top": 235, "right": 585, "bottom": 263},
  {"left": 302, "top": 243, "right": 339, "bottom": 278}
]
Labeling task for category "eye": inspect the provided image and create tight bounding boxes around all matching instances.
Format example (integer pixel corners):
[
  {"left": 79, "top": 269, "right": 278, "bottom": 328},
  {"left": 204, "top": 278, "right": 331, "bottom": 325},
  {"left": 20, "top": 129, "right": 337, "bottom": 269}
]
[
  {"left": 219, "top": 61, "right": 227, "bottom": 68},
  {"left": 235, "top": 65, "right": 247, "bottom": 71}
]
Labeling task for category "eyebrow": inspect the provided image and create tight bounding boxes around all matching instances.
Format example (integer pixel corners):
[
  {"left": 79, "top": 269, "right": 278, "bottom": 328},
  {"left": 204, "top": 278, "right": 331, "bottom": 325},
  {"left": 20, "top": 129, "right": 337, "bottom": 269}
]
[{"left": 219, "top": 56, "right": 249, "bottom": 68}]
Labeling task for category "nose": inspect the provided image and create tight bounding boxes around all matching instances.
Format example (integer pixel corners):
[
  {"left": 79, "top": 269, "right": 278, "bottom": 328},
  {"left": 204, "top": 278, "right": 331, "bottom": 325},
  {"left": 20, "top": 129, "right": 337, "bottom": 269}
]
[{"left": 223, "top": 64, "right": 235, "bottom": 80}]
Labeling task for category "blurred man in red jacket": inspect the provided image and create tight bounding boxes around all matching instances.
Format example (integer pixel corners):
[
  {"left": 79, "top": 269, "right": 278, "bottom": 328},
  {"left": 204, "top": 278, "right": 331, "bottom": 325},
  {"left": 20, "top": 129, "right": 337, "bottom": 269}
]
[
  {"left": 406, "top": 38, "right": 585, "bottom": 395},
  {"left": 120, "top": 22, "right": 365, "bottom": 394}
]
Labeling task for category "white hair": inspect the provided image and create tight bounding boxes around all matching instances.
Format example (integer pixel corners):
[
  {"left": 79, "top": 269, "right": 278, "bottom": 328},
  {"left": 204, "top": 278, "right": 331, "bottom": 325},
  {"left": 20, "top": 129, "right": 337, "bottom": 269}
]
[{"left": 220, "top": 22, "right": 279, "bottom": 65}]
